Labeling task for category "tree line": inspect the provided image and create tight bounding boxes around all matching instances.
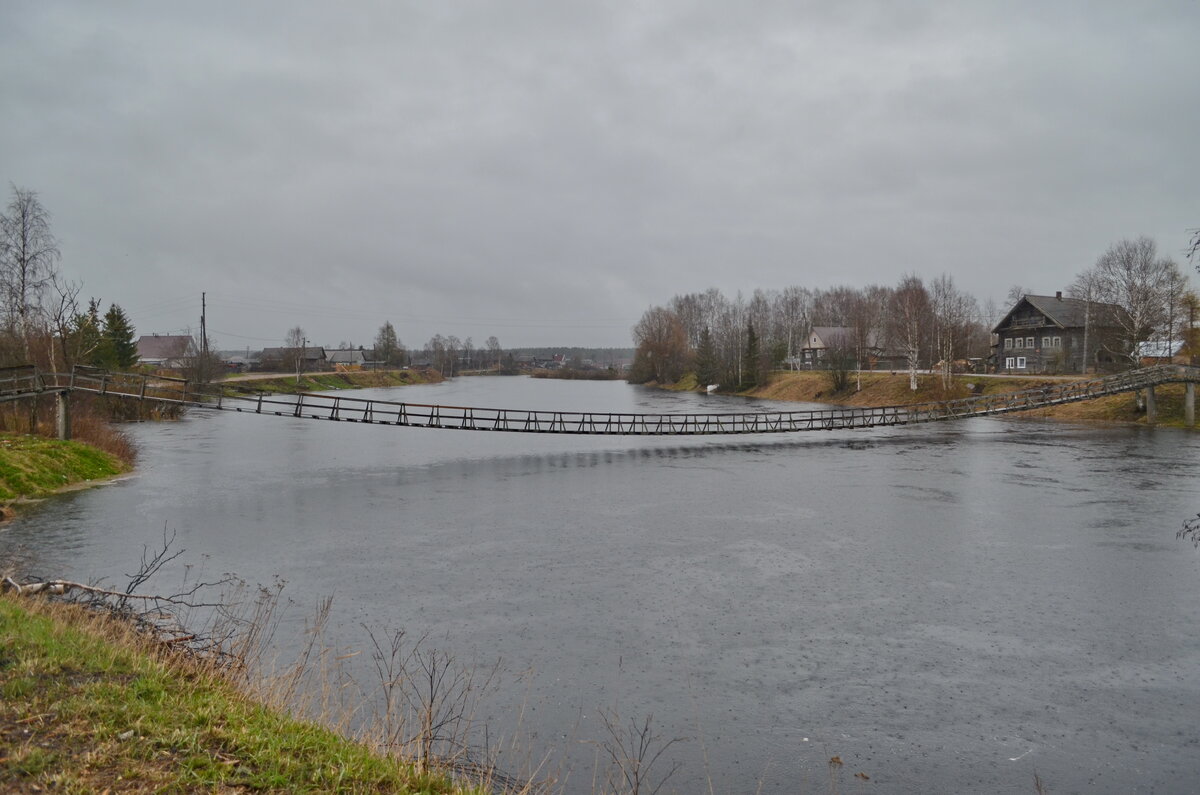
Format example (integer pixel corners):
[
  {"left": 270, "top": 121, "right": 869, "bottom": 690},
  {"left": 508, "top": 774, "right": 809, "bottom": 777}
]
[
  {"left": 631, "top": 235, "right": 1197, "bottom": 392},
  {"left": 280, "top": 320, "right": 509, "bottom": 378}
]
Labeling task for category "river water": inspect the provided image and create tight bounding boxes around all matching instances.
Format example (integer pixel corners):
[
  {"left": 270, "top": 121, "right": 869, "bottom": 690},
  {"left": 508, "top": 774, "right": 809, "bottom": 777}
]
[{"left": 4, "top": 376, "right": 1200, "bottom": 793}]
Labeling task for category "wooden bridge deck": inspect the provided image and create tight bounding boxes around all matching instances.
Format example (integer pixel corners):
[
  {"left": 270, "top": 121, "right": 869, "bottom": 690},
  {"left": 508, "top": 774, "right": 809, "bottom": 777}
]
[{"left": 2, "top": 364, "right": 1197, "bottom": 436}]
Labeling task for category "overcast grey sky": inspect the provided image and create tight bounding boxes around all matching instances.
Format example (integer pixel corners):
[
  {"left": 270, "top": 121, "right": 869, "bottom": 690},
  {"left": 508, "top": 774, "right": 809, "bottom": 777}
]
[{"left": 3, "top": 1, "right": 1197, "bottom": 349}]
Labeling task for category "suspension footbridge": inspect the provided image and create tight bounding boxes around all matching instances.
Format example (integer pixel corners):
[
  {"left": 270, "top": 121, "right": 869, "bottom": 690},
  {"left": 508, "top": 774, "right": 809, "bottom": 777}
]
[{"left": 1, "top": 364, "right": 1195, "bottom": 438}]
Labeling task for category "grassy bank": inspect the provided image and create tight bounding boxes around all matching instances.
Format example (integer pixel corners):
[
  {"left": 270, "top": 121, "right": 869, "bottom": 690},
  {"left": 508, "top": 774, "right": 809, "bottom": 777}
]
[
  {"left": 0, "top": 593, "right": 477, "bottom": 794},
  {"left": 696, "top": 370, "right": 1190, "bottom": 427},
  {"left": 0, "top": 433, "right": 126, "bottom": 514},
  {"left": 220, "top": 368, "right": 443, "bottom": 396}
]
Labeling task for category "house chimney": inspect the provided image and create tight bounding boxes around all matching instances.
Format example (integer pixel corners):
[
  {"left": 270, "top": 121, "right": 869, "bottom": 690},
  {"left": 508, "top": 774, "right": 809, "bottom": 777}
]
[{"left": 1055, "top": 291, "right": 1062, "bottom": 300}]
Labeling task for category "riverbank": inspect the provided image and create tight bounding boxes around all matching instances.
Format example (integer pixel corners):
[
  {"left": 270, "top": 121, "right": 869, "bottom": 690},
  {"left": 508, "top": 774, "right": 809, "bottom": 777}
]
[
  {"left": 220, "top": 368, "right": 443, "bottom": 395},
  {"left": 0, "top": 433, "right": 127, "bottom": 518},
  {"left": 665, "top": 371, "right": 1193, "bottom": 427},
  {"left": 0, "top": 592, "right": 478, "bottom": 793}
]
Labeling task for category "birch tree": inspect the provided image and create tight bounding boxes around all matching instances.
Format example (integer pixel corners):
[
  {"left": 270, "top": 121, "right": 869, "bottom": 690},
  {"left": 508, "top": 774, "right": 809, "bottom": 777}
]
[
  {"left": 889, "top": 275, "right": 930, "bottom": 390},
  {"left": 0, "top": 186, "right": 61, "bottom": 360},
  {"left": 1083, "top": 236, "right": 1182, "bottom": 367}
]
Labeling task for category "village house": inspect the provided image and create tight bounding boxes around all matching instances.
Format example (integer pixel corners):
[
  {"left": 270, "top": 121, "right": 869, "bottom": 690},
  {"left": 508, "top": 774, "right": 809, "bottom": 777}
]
[
  {"left": 327, "top": 348, "right": 374, "bottom": 370},
  {"left": 135, "top": 334, "right": 196, "bottom": 370},
  {"left": 1137, "top": 339, "right": 1194, "bottom": 366},
  {"left": 258, "top": 346, "right": 328, "bottom": 372},
  {"left": 791, "top": 326, "right": 893, "bottom": 370},
  {"left": 992, "top": 293, "right": 1128, "bottom": 374}
]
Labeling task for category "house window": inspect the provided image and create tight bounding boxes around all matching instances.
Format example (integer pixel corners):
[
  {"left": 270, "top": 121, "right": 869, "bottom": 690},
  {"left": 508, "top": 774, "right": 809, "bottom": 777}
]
[
  {"left": 1042, "top": 336, "right": 1051, "bottom": 348},
  {"left": 1004, "top": 338, "right": 1012, "bottom": 349},
  {"left": 1016, "top": 356, "right": 1027, "bottom": 369},
  {"left": 1014, "top": 338, "right": 1024, "bottom": 349},
  {"left": 1026, "top": 337, "right": 1035, "bottom": 348},
  {"left": 1005, "top": 357, "right": 1015, "bottom": 369},
  {"left": 1053, "top": 337, "right": 1061, "bottom": 348}
]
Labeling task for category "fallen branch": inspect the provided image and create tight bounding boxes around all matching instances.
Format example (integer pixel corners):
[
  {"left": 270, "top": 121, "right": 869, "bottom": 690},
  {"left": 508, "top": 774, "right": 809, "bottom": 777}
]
[{"left": 4, "top": 575, "right": 192, "bottom": 602}]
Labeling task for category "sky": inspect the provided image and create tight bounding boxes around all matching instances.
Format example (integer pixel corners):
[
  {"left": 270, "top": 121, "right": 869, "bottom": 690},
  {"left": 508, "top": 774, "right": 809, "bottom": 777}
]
[{"left": 2, "top": 1, "right": 1197, "bottom": 350}]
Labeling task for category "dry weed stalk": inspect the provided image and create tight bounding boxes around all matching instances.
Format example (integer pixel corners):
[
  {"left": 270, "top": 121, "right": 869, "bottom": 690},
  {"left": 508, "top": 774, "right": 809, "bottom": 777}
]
[
  {"left": 594, "top": 709, "right": 685, "bottom": 795},
  {"left": 362, "top": 627, "right": 503, "bottom": 776}
]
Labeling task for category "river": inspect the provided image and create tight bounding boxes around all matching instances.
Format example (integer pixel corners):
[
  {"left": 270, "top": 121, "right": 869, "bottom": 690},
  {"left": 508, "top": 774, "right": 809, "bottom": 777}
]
[{"left": 5, "top": 375, "right": 1200, "bottom": 793}]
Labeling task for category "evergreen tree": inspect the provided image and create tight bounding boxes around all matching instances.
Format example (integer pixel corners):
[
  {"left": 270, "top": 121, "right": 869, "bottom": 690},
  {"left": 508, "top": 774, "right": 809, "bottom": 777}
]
[
  {"left": 96, "top": 303, "right": 138, "bottom": 370},
  {"left": 695, "top": 326, "right": 719, "bottom": 388},
  {"left": 65, "top": 298, "right": 104, "bottom": 368},
  {"left": 741, "top": 321, "right": 759, "bottom": 390}
]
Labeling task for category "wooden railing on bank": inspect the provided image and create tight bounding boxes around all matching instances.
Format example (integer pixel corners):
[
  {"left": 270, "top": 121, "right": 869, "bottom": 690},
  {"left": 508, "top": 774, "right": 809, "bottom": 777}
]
[{"left": 5, "top": 363, "right": 1193, "bottom": 436}]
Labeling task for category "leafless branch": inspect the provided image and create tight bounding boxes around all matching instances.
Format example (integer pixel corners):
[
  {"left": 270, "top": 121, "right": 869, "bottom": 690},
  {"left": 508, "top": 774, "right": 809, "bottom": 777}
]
[{"left": 595, "top": 708, "right": 686, "bottom": 795}]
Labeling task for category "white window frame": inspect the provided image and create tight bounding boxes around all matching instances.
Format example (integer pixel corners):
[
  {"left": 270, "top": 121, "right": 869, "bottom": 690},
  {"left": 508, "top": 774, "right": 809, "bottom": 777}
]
[
  {"left": 1042, "top": 336, "right": 1051, "bottom": 348},
  {"left": 1016, "top": 356, "right": 1027, "bottom": 369},
  {"left": 1005, "top": 357, "right": 1015, "bottom": 369},
  {"left": 1014, "top": 338, "right": 1024, "bottom": 349},
  {"left": 1004, "top": 338, "right": 1012, "bottom": 349},
  {"left": 1026, "top": 336, "right": 1035, "bottom": 348}
]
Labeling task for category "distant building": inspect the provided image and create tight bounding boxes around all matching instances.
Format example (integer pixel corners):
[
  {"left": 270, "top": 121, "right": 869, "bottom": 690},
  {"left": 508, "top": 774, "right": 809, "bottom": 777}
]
[
  {"left": 1137, "top": 339, "right": 1192, "bottom": 366},
  {"left": 992, "top": 293, "right": 1129, "bottom": 374},
  {"left": 327, "top": 349, "right": 369, "bottom": 369},
  {"left": 792, "top": 327, "right": 893, "bottom": 370},
  {"left": 135, "top": 334, "right": 196, "bottom": 369},
  {"left": 259, "top": 346, "right": 327, "bottom": 372}
]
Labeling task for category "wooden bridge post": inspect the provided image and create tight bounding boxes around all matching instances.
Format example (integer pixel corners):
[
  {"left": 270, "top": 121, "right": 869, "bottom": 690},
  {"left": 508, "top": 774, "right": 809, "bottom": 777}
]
[
  {"left": 55, "top": 390, "right": 70, "bottom": 441},
  {"left": 1186, "top": 382, "right": 1195, "bottom": 427},
  {"left": 1145, "top": 385, "right": 1156, "bottom": 425}
]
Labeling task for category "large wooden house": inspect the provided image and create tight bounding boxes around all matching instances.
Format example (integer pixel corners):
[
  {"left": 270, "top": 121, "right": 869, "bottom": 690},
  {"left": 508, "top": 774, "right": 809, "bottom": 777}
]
[{"left": 992, "top": 293, "right": 1128, "bottom": 374}]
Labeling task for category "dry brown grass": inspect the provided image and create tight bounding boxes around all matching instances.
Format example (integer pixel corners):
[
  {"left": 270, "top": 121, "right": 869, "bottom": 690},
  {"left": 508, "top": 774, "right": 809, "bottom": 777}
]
[{"left": 749, "top": 371, "right": 1189, "bottom": 426}]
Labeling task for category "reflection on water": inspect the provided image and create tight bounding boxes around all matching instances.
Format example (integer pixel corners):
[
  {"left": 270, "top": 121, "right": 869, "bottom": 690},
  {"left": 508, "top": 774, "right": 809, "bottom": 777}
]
[{"left": 4, "top": 376, "right": 1200, "bottom": 793}]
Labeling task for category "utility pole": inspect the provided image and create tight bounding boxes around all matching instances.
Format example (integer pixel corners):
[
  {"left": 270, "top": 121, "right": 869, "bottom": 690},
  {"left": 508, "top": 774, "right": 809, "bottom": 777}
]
[
  {"left": 200, "top": 292, "right": 209, "bottom": 383},
  {"left": 200, "top": 292, "right": 208, "bottom": 359}
]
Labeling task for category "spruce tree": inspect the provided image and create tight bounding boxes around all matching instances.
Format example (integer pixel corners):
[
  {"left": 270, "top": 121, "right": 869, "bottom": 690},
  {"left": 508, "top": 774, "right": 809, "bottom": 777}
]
[
  {"left": 696, "top": 326, "right": 719, "bottom": 388},
  {"left": 741, "top": 321, "right": 759, "bottom": 390},
  {"left": 97, "top": 303, "right": 138, "bottom": 370}
]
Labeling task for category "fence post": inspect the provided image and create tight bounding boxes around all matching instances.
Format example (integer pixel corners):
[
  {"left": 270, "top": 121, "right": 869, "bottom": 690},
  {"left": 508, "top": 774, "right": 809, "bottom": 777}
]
[
  {"left": 1186, "top": 382, "right": 1195, "bottom": 427},
  {"left": 55, "top": 390, "right": 70, "bottom": 441},
  {"left": 1145, "top": 385, "right": 1156, "bottom": 425}
]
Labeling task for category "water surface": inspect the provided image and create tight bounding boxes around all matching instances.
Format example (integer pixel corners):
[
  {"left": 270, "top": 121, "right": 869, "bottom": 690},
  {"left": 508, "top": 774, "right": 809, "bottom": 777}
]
[{"left": 5, "top": 376, "right": 1200, "bottom": 793}]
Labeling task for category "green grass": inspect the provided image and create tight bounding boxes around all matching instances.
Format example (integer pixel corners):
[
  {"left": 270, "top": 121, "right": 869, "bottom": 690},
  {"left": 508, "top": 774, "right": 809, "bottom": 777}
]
[
  {"left": 0, "top": 433, "right": 126, "bottom": 504},
  {"left": 0, "top": 594, "right": 479, "bottom": 794}
]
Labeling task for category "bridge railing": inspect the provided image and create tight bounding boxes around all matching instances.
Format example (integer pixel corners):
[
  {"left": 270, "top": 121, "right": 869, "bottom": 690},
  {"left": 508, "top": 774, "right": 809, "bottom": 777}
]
[{"left": 0, "top": 365, "right": 43, "bottom": 401}]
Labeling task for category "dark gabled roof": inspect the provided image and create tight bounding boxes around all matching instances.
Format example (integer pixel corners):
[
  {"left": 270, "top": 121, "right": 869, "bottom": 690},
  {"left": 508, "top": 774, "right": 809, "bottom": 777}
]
[
  {"left": 327, "top": 349, "right": 366, "bottom": 364},
  {"left": 135, "top": 335, "right": 195, "bottom": 360},
  {"left": 992, "top": 295, "right": 1128, "bottom": 334}
]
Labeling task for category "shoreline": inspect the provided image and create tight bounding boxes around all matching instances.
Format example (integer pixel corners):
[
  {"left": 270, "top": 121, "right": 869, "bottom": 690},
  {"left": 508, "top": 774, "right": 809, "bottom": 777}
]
[{"left": 646, "top": 370, "right": 1193, "bottom": 428}]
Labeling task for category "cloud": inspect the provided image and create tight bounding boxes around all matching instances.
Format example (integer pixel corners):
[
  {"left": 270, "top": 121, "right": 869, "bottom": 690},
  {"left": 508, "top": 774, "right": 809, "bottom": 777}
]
[{"left": 2, "top": 0, "right": 1197, "bottom": 347}]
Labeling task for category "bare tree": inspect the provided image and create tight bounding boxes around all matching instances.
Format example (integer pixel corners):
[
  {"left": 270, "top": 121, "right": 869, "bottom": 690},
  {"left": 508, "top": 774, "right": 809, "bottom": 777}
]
[
  {"left": 890, "top": 274, "right": 930, "bottom": 390},
  {"left": 1006, "top": 285, "right": 1030, "bottom": 305},
  {"left": 375, "top": 321, "right": 401, "bottom": 367},
  {"left": 930, "top": 274, "right": 977, "bottom": 388},
  {"left": 485, "top": 335, "right": 501, "bottom": 370},
  {"left": 285, "top": 325, "right": 306, "bottom": 377},
  {"left": 1084, "top": 236, "right": 1182, "bottom": 367},
  {"left": 0, "top": 186, "right": 61, "bottom": 360},
  {"left": 630, "top": 306, "right": 689, "bottom": 384}
]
